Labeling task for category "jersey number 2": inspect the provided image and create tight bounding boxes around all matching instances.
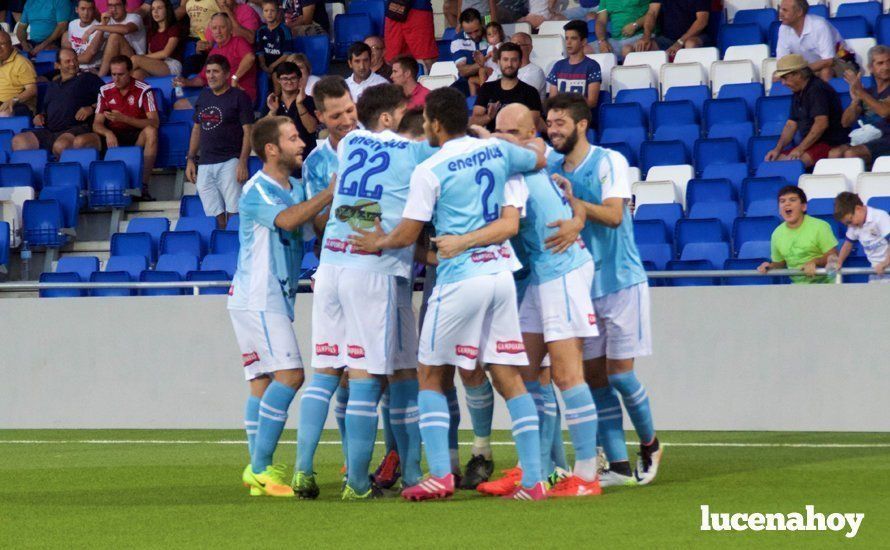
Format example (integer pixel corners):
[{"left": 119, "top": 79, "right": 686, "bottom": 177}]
[
  {"left": 339, "top": 150, "right": 390, "bottom": 200},
  {"left": 475, "top": 168, "right": 499, "bottom": 222}
]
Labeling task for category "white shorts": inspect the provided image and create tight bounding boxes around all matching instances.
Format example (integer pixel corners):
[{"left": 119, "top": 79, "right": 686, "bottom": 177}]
[
  {"left": 519, "top": 261, "right": 599, "bottom": 342},
  {"left": 229, "top": 309, "right": 303, "bottom": 380},
  {"left": 583, "top": 282, "right": 652, "bottom": 361},
  {"left": 196, "top": 158, "right": 240, "bottom": 217},
  {"left": 419, "top": 271, "right": 529, "bottom": 370},
  {"left": 311, "top": 264, "right": 414, "bottom": 375},
  {"left": 164, "top": 57, "right": 183, "bottom": 76}
]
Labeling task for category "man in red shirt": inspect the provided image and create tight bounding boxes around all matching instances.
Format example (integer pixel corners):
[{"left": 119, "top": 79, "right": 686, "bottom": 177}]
[
  {"left": 73, "top": 55, "right": 159, "bottom": 198},
  {"left": 390, "top": 55, "right": 429, "bottom": 109}
]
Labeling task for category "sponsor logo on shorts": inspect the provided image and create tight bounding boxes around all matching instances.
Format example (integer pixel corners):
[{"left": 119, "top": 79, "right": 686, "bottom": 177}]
[
  {"left": 577, "top": 237, "right": 586, "bottom": 249},
  {"left": 242, "top": 352, "right": 259, "bottom": 367},
  {"left": 347, "top": 345, "right": 365, "bottom": 359},
  {"left": 324, "top": 238, "right": 349, "bottom": 253},
  {"left": 496, "top": 340, "right": 525, "bottom": 353},
  {"left": 498, "top": 245, "right": 512, "bottom": 258},
  {"left": 315, "top": 343, "right": 339, "bottom": 356},
  {"left": 471, "top": 250, "right": 497, "bottom": 263},
  {"left": 588, "top": 313, "right": 596, "bottom": 325},
  {"left": 455, "top": 345, "right": 479, "bottom": 359}
]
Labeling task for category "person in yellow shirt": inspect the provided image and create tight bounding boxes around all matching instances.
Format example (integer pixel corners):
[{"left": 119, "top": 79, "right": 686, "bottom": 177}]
[{"left": 0, "top": 31, "right": 38, "bottom": 117}]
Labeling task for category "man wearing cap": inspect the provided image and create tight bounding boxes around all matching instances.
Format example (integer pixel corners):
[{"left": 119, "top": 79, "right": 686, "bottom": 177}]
[{"left": 765, "top": 54, "right": 849, "bottom": 169}]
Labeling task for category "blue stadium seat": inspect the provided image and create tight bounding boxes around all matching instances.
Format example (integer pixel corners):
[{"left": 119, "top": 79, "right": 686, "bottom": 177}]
[
  {"left": 633, "top": 219, "right": 669, "bottom": 245},
  {"left": 676, "top": 218, "right": 725, "bottom": 256},
  {"left": 127, "top": 217, "right": 170, "bottom": 263},
  {"left": 717, "top": 82, "right": 763, "bottom": 117},
  {"left": 755, "top": 160, "right": 804, "bottom": 184},
  {"left": 39, "top": 185, "right": 79, "bottom": 228},
  {"left": 168, "top": 108, "right": 194, "bottom": 123},
  {"left": 694, "top": 138, "right": 743, "bottom": 176},
  {"left": 60, "top": 148, "right": 98, "bottom": 185},
  {"left": 708, "top": 122, "right": 754, "bottom": 151},
  {"left": 23, "top": 200, "right": 67, "bottom": 247},
  {"left": 0, "top": 163, "right": 35, "bottom": 188},
  {"left": 333, "top": 13, "right": 373, "bottom": 59},
  {"left": 0, "top": 221, "right": 8, "bottom": 267},
  {"left": 651, "top": 100, "right": 698, "bottom": 131},
  {"left": 157, "top": 122, "right": 190, "bottom": 169},
  {"left": 733, "top": 215, "right": 781, "bottom": 254},
  {"left": 201, "top": 252, "right": 237, "bottom": 277},
  {"left": 139, "top": 269, "right": 183, "bottom": 296},
  {"left": 111, "top": 232, "right": 152, "bottom": 261},
  {"left": 755, "top": 95, "right": 791, "bottom": 136},
  {"left": 703, "top": 162, "right": 748, "bottom": 196},
  {"left": 641, "top": 140, "right": 688, "bottom": 174},
  {"left": 0, "top": 116, "right": 31, "bottom": 134},
  {"left": 868, "top": 195, "right": 890, "bottom": 212},
  {"left": 680, "top": 241, "right": 731, "bottom": 268},
  {"left": 160, "top": 230, "right": 202, "bottom": 258},
  {"left": 653, "top": 124, "right": 700, "bottom": 157},
  {"left": 39, "top": 271, "right": 84, "bottom": 298},
  {"left": 56, "top": 256, "right": 99, "bottom": 281},
  {"left": 436, "top": 39, "right": 451, "bottom": 62},
  {"left": 839, "top": 91, "right": 852, "bottom": 111},
  {"left": 663, "top": 85, "right": 709, "bottom": 118},
  {"left": 157, "top": 253, "right": 199, "bottom": 279},
  {"left": 745, "top": 199, "right": 777, "bottom": 217},
  {"left": 347, "top": 0, "right": 384, "bottom": 35},
  {"left": 599, "top": 127, "right": 646, "bottom": 165},
  {"left": 293, "top": 35, "right": 331, "bottom": 75},
  {"left": 742, "top": 176, "right": 787, "bottom": 212},
  {"left": 688, "top": 201, "right": 738, "bottom": 238},
  {"left": 737, "top": 239, "right": 771, "bottom": 259},
  {"left": 667, "top": 259, "right": 719, "bottom": 286},
  {"left": 88, "top": 161, "right": 131, "bottom": 208},
  {"left": 733, "top": 8, "right": 777, "bottom": 37},
  {"left": 180, "top": 195, "right": 206, "bottom": 218},
  {"left": 145, "top": 76, "right": 174, "bottom": 112},
  {"left": 248, "top": 156, "right": 262, "bottom": 178},
  {"left": 704, "top": 98, "right": 750, "bottom": 130},
  {"left": 226, "top": 214, "right": 239, "bottom": 231},
  {"left": 829, "top": 16, "right": 869, "bottom": 39},
  {"left": 186, "top": 269, "right": 229, "bottom": 295},
  {"left": 90, "top": 270, "right": 134, "bottom": 297},
  {"left": 0, "top": 130, "right": 12, "bottom": 157},
  {"left": 104, "top": 147, "right": 143, "bottom": 190},
  {"left": 718, "top": 23, "right": 763, "bottom": 52},
  {"left": 45, "top": 162, "right": 85, "bottom": 191},
  {"left": 210, "top": 229, "right": 239, "bottom": 255},
  {"left": 637, "top": 243, "right": 672, "bottom": 270},
  {"left": 615, "top": 88, "right": 659, "bottom": 126},
  {"left": 634, "top": 203, "right": 683, "bottom": 242},
  {"left": 599, "top": 141, "right": 636, "bottom": 165},
  {"left": 814, "top": 213, "right": 845, "bottom": 240},
  {"left": 724, "top": 258, "right": 777, "bottom": 285},
  {"left": 747, "top": 135, "right": 780, "bottom": 173},
  {"left": 10, "top": 149, "right": 48, "bottom": 191},
  {"left": 175, "top": 216, "right": 216, "bottom": 256},
  {"left": 686, "top": 178, "right": 735, "bottom": 208},
  {"left": 105, "top": 255, "right": 149, "bottom": 280},
  {"left": 878, "top": 13, "right": 890, "bottom": 45},
  {"left": 600, "top": 102, "right": 646, "bottom": 130},
  {"left": 842, "top": 255, "right": 872, "bottom": 283}
]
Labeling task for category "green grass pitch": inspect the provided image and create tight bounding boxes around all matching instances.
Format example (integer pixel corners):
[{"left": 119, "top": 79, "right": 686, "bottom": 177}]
[{"left": 1, "top": 430, "right": 888, "bottom": 548}]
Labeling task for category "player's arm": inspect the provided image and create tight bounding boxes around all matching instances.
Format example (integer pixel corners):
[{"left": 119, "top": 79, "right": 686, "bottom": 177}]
[
  {"left": 545, "top": 176, "right": 586, "bottom": 253},
  {"left": 350, "top": 218, "right": 426, "bottom": 252},
  {"left": 836, "top": 239, "right": 853, "bottom": 267},
  {"left": 432, "top": 206, "right": 521, "bottom": 259},
  {"left": 414, "top": 232, "right": 438, "bottom": 266},
  {"left": 274, "top": 185, "right": 334, "bottom": 231}
]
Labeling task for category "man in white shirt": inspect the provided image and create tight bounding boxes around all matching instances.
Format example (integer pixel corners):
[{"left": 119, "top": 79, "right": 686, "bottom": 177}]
[
  {"left": 82, "top": 0, "right": 146, "bottom": 76},
  {"left": 63, "top": 0, "right": 105, "bottom": 72},
  {"left": 776, "top": 0, "right": 849, "bottom": 82},
  {"left": 344, "top": 42, "right": 388, "bottom": 101}
]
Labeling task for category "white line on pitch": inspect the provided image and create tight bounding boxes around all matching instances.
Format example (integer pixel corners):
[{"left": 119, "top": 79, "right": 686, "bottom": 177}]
[{"left": 0, "top": 440, "right": 888, "bottom": 448}]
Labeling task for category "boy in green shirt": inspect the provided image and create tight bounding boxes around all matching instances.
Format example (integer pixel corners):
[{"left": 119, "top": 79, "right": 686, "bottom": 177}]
[{"left": 757, "top": 186, "right": 838, "bottom": 283}]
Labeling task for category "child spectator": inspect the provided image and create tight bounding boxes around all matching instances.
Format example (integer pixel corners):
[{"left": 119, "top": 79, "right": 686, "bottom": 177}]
[
  {"left": 256, "top": 0, "right": 292, "bottom": 91},
  {"left": 834, "top": 192, "right": 890, "bottom": 282},
  {"left": 472, "top": 21, "right": 504, "bottom": 95}
]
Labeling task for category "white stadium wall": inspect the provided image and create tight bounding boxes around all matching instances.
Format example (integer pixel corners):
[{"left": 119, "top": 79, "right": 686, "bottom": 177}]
[{"left": 2, "top": 285, "right": 889, "bottom": 431}]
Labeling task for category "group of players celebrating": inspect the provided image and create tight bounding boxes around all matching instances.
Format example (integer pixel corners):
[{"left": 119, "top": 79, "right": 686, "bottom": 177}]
[{"left": 228, "top": 75, "right": 662, "bottom": 501}]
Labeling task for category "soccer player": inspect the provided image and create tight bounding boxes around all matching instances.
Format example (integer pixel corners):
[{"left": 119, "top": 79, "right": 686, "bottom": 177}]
[
  {"left": 232, "top": 116, "right": 334, "bottom": 497},
  {"left": 308, "top": 84, "right": 429, "bottom": 500},
  {"left": 293, "top": 76, "right": 358, "bottom": 497},
  {"left": 350, "top": 87, "right": 549, "bottom": 501},
  {"left": 546, "top": 93, "right": 662, "bottom": 487},
  {"left": 437, "top": 104, "right": 603, "bottom": 497}
]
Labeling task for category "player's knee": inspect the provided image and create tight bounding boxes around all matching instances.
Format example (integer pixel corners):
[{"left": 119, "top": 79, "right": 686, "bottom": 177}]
[
  {"left": 458, "top": 364, "right": 486, "bottom": 386},
  {"left": 551, "top": 367, "right": 583, "bottom": 391},
  {"left": 417, "top": 366, "right": 446, "bottom": 391},
  {"left": 273, "top": 368, "right": 304, "bottom": 389}
]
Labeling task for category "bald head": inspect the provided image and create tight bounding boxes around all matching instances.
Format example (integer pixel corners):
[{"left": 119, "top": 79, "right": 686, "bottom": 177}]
[
  {"left": 495, "top": 103, "right": 536, "bottom": 140},
  {"left": 510, "top": 32, "right": 532, "bottom": 64}
]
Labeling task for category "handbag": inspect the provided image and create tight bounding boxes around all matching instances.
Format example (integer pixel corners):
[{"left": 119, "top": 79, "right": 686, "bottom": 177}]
[{"left": 386, "top": 0, "right": 412, "bottom": 22}]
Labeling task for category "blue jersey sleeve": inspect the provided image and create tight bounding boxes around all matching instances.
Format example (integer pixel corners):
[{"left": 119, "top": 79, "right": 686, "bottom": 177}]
[
  {"left": 545, "top": 61, "right": 560, "bottom": 86},
  {"left": 499, "top": 140, "right": 538, "bottom": 176},
  {"left": 587, "top": 59, "right": 602, "bottom": 84},
  {"left": 241, "top": 186, "right": 287, "bottom": 229}
]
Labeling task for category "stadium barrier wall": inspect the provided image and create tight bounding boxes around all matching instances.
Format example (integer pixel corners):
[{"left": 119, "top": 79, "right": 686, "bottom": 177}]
[{"left": 2, "top": 284, "right": 888, "bottom": 431}]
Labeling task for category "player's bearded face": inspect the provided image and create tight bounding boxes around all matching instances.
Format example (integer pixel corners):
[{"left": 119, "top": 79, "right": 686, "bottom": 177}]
[
  {"left": 549, "top": 122, "right": 579, "bottom": 154},
  {"left": 277, "top": 125, "right": 305, "bottom": 172}
]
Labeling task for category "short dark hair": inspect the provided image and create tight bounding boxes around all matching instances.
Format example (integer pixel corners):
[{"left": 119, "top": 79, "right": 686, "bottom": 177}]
[
  {"left": 56, "top": 47, "right": 76, "bottom": 63},
  {"left": 314, "top": 75, "right": 351, "bottom": 112},
  {"left": 252, "top": 116, "right": 293, "bottom": 162},
  {"left": 563, "top": 19, "right": 588, "bottom": 40},
  {"left": 357, "top": 83, "right": 407, "bottom": 130},
  {"left": 544, "top": 92, "right": 591, "bottom": 124},
  {"left": 273, "top": 61, "right": 302, "bottom": 79},
  {"left": 348, "top": 41, "right": 371, "bottom": 61},
  {"left": 205, "top": 54, "right": 230, "bottom": 73},
  {"left": 392, "top": 54, "right": 419, "bottom": 80},
  {"left": 497, "top": 42, "right": 522, "bottom": 60},
  {"left": 398, "top": 108, "right": 425, "bottom": 137},
  {"left": 459, "top": 8, "right": 482, "bottom": 25},
  {"left": 261, "top": 0, "right": 278, "bottom": 6},
  {"left": 834, "top": 191, "right": 863, "bottom": 220},
  {"left": 778, "top": 185, "right": 807, "bottom": 204},
  {"left": 425, "top": 87, "right": 468, "bottom": 136},
  {"left": 109, "top": 54, "right": 132, "bottom": 72}
]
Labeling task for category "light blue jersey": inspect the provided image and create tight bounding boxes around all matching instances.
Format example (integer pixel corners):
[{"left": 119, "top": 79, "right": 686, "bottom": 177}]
[
  {"left": 228, "top": 171, "right": 306, "bottom": 321},
  {"left": 402, "top": 136, "right": 538, "bottom": 285},
  {"left": 302, "top": 137, "right": 339, "bottom": 198},
  {"left": 510, "top": 169, "right": 592, "bottom": 285},
  {"left": 547, "top": 145, "right": 646, "bottom": 299},
  {"left": 320, "top": 129, "right": 434, "bottom": 278}
]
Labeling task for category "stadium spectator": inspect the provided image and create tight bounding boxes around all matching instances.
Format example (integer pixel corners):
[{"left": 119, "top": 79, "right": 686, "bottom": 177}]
[
  {"left": 383, "top": 0, "right": 438, "bottom": 75},
  {"left": 507, "top": 32, "right": 546, "bottom": 100},
  {"left": 757, "top": 186, "right": 838, "bottom": 283},
  {"left": 282, "top": 0, "right": 329, "bottom": 36},
  {"left": 471, "top": 21, "right": 504, "bottom": 94},
  {"left": 390, "top": 55, "right": 429, "bottom": 109},
  {"left": 186, "top": 54, "right": 254, "bottom": 229},
  {"left": 74, "top": 55, "right": 158, "bottom": 198},
  {"left": 765, "top": 54, "right": 848, "bottom": 169},
  {"left": 130, "top": 0, "right": 183, "bottom": 79},
  {"left": 364, "top": 36, "right": 392, "bottom": 81},
  {"left": 203, "top": 0, "right": 261, "bottom": 45},
  {"left": 834, "top": 192, "right": 890, "bottom": 282},
  {"left": 457, "top": 0, "right": 524, "bottom": 23},
  {"left": 450, "top": 8, "right": 488, "bottom": 96},
  {"left": 0, "top": 31, "right": 37, "bottom": 117},
  {"left": 776, "top": 0, "right": 854, "bottom": 82},
  {"left": 256, "top": 0, "right": 293, "bottom": 80},
  {"left": 182, "top": 0, "right": 221, "bottom": 73},
  {"left": 173, "top": 13, "right": 258, "bottom": 106},
  {"left": 63, "top": 0, "right": 105, "bottom": 73},
  {"left": 547, "top": 20, "right": 601, "bottom": 110},
  {"left": 593, "top": 0, "right": 650, "bottom": 61},
  {"left": 12, "top": 48, "right": 103, "bottom": 157},
  {"left": 84, "top": 0, "right": 147, "bottom": 77},
  {"left": 562, "top": 0, "right": 599, "bottom": 21},
  {"left": 345, "top": 42, "right": 388, "bottom": 101},
  {"left": 631, "top": 0, "right": 710, "bottom": 57},
  {"left": 829, "top": 46, "right": 890, "bottom": 166},
  {"left": 263, "top": 61, "right": 317, "bottom": 161},
  {"left": 95, "top": 0, "right": 144, "bottom": 13},
  {"left": 470, "top": 42, "right": 543, "bottom": 132},
  {"left": 291, "top": 53, "right": 319, "bottom": 97},
  {"left": 16, "top": 0, "right": 69, "bottom": 57}
]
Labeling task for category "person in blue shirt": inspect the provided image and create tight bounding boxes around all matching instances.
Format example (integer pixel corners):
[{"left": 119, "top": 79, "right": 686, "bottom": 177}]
[
  {"left": 17, "top": 0, "right": 70, "bottom": 57},
  {"left": 545, "top": 92, "right": 662, "bottom": 488},
  {"left": 449, "top": 8, "right": 488, "bottom": 96},
  {"left": 231, "top": 115, "right": 334, "bottom": 498},
  {"left": 546, "top": 19, "right": 602, "bottom": 111},
  {"left": 350, "top": 87, "right": 551, "bottom": 502},
  {"left": 255, "top": 0, "right": 292, "bottom": 84}
]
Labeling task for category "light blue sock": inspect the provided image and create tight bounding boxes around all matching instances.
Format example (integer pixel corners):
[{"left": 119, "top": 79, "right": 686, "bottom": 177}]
[
  {"left": 345, "top": 378, "right": 382, "bottom": 493},
  {"left": 380, "top": 387, "right": 397, "bottom": 455},
  {"left": 252, "top": 381, "right": 297, "bottom": 473},
  {"left": 464, "top": 379, "right": 494, "bottom": 458},
  {"left": 244, "top": 395, "right": 260, "bottom": 460},
  {"left": 523, "top": 380, "right": 547, "bottom": 478},
  {"left": 334, "top": 384, "right": 349, "bottom": 464},
  {"left": 296, "top": 372, "right": 339, "bottom": 473},
  {"left": 562, "top": 384, "right": 599, "bottom": 462},
  {"left": 539, "top": 383, "right": 558, "bottom": 476},
  {"left": 609, "top": 371, "right": 655, "bottom": 445},
  {"left": 418, "top": 389, "right": 451, "bottom": 478},
  {"left": 591, "top": 386, "right": 629, "bottom": 463},
  {"left": 389, "top": 379, "right": 422, "bottom": 486},
  {"left": 551, "top": 400, "right": 569, "bottom": 470},
  {"left": 507, "top": 393, "right": 542, "bottom": 488},
  {"left": 445, "top": 387, "right": 461, "bottom": 473}
]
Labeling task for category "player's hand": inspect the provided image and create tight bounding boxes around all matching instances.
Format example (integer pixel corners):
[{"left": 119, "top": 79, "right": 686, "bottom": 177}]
[
  {"left": 469, "top": 124, "right": 492, "bottom": 139},
  {"left": 349, "top": 218, "right": 386, "bottom": 253},
  {"left": 32, "top": 113, "right": 45, "bottom": 127},
  {"left": 185, "top": 159, "right": 197, "bottom": 183},
  {"left": 430, "top": 234, "right": 469, "bottom": 259},
  {"left": 236, "top": 161, "right": 248, "bottom": 184},
  {"left": 545, "top": 217, "right": 584, "bottom": 253},
  {"left": 485, "top": 101, "right": 500, "bottom": 122},
  {"left": 266, "top": 92, "right": 279, "bottom": 113},
  {"left": 551, "top": 174, "right": 574, "bottom": 198},
  {"left": 756, "top": 261, "right": 770, "bottom": 274},
  {"left": 74, "top": 106, "right": 93, "bottom": 121},
  {"left": 803, "top": 261, "right": 817, "bottom": 277}
]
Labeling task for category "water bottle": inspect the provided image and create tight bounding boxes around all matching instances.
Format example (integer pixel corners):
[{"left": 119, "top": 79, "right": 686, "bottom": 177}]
[
  {"left": 20, "top": 241, "right": 31, "bottom": 281},
  {"left": 825, "top": 255, "right": 839, "bottom": 280},
  {"left": 174, "top": 84, "right": 184, "bottom": 99}
]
